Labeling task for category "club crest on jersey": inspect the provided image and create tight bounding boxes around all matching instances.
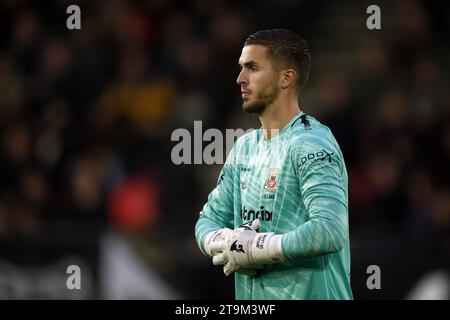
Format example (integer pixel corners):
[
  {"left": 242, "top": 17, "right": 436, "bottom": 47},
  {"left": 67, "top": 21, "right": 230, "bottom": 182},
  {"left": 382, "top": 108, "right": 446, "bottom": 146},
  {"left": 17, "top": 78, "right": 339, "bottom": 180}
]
[{"left": 264, "top": 168, "right": 280, "bottom": 192}]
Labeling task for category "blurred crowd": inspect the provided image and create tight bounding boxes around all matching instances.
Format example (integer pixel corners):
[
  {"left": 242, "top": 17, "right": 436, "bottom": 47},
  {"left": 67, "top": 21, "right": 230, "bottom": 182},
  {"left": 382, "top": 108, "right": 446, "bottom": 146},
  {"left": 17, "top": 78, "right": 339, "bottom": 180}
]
[{"left": 0, "top": 0, "right": 449, "bottom": 298}]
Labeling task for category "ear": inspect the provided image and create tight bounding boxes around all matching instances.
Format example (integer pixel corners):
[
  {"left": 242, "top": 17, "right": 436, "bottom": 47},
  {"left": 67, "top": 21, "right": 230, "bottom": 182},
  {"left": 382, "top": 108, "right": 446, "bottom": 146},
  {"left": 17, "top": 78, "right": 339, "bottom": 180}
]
[{"left": 279, "top": 69, "right": 297, "bottom": 90}]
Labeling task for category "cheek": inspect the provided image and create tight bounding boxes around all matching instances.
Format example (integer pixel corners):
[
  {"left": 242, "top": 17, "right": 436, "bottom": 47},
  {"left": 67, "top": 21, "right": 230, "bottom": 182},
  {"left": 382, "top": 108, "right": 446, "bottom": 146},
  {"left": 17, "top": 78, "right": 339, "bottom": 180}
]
[
  {"left": 254, "top": 72, "right": 277, "bottom": 91},
  {"left": 251, "top": 72, "right": 268, "bottom": 87}
]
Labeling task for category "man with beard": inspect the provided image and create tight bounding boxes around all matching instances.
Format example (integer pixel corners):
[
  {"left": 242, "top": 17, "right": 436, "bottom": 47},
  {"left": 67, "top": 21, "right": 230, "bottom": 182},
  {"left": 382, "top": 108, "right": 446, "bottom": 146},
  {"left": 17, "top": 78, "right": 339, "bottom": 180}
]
[{"left": 195, "top": 29, "right": 353, "bottom": 300}]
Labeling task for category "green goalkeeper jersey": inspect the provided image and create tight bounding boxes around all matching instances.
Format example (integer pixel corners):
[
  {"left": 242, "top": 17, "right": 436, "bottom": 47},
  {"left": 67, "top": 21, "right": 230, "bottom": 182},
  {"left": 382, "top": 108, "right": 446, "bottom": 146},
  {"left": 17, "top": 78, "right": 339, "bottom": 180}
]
[{"left": 195, "top": 112, "right": 353, "bottom": 300}]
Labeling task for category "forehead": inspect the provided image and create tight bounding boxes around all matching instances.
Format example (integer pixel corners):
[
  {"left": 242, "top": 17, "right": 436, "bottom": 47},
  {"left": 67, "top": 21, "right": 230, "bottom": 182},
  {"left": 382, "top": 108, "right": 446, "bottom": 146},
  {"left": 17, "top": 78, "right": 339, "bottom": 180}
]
[{"left": 238, "top": 44, "right": 270, "bottom": 65}]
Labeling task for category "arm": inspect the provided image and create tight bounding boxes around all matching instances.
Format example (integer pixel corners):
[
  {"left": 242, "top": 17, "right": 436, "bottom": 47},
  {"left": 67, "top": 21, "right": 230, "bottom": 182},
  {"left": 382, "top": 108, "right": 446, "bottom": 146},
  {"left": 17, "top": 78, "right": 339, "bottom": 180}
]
[
  {"left": 281, "top": 140, "right": 348, "bottom": 260},
  {"left": 195, "top": 148, "right": 236, "bottom": 256}
]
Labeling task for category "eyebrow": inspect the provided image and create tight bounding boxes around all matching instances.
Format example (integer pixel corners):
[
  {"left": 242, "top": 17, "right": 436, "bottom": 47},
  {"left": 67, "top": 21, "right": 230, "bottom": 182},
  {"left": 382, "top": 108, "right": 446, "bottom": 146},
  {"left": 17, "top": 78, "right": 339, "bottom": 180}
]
[{"left": 238, "top": 61, "right": 258, "bottom": 68}]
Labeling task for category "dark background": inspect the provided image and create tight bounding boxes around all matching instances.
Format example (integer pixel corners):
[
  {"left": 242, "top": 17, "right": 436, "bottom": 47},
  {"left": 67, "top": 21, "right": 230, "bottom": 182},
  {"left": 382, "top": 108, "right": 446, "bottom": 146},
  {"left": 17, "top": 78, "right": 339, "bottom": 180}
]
[{"left": 0, "top": 0, "right": 449, "bottom": 299}]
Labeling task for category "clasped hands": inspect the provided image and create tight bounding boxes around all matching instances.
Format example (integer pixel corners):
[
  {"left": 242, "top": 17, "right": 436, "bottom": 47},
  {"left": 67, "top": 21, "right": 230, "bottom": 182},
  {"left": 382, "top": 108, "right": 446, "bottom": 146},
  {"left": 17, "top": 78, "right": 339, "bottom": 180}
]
[{"left": 204, "top": 219, "right": 284, "bottom": 276}]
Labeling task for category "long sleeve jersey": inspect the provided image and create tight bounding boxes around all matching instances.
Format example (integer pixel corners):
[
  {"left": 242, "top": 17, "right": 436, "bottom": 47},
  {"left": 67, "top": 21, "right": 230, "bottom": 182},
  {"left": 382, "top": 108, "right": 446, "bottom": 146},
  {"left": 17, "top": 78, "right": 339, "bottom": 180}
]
[{"left": 195, "top": 112, "right": 353, "bottom": 300}]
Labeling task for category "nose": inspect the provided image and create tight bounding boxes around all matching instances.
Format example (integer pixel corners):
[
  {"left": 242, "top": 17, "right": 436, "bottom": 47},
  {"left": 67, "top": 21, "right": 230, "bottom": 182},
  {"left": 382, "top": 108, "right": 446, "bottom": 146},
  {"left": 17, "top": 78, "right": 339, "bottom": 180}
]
[{"left": 236, "top": 69, "right": 247, "bottom": 86}]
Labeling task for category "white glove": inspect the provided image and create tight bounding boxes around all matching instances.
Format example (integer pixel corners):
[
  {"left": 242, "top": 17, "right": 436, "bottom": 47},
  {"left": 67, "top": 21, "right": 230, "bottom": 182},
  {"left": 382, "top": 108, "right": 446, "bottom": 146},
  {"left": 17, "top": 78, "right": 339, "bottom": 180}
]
[
  {"left": 203, "top": 227, "right": 233, "bottom": 257},
  {"left": 206, "top": 221, "right": 262, "bottom": 276},
  {"left": 211, "top": 219, "right": 285, "bottom": 276}
]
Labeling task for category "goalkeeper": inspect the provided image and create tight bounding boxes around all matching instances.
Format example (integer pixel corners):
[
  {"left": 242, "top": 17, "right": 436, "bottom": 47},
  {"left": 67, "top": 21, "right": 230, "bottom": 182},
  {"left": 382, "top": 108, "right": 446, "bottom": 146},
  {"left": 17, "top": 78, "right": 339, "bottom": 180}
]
[{"left": 195, "top": 29, "right": 353, "bottom": 300}]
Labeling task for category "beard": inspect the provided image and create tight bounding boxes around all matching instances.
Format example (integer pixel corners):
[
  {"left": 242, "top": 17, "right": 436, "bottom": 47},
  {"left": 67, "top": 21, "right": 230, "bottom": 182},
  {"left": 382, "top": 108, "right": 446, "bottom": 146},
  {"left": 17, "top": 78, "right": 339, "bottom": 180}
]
[{"left": 242, "top": 83, "right": 279, "bottom": 115}]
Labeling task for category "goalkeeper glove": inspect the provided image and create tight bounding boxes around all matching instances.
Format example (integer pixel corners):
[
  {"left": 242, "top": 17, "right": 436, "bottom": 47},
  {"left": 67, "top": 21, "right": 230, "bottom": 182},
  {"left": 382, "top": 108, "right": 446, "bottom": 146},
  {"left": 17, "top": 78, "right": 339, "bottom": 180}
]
[
  {"left": 206, "top": 220, "right": 262, "bottom": 276},
  {"left": 211, "top": 219, "right": 285, "bottom": 276},
  {"left": 203, "top": 227, "right": 233, "bottom": 257}
]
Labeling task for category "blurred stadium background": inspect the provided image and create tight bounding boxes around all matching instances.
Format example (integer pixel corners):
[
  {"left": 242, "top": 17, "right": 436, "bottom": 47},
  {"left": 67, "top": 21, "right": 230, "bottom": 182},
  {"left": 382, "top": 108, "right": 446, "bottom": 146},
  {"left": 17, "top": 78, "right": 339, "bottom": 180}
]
[{"left": 0, "top": 0, "right": 449, "bottom": 299}]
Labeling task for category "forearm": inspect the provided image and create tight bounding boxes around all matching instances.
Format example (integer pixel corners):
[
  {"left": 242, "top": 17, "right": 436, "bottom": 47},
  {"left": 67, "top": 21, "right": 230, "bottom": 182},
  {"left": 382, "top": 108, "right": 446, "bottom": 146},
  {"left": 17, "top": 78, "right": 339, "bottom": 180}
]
[{"left": 281, "top": 198, "right": 348, "bottom": 260}]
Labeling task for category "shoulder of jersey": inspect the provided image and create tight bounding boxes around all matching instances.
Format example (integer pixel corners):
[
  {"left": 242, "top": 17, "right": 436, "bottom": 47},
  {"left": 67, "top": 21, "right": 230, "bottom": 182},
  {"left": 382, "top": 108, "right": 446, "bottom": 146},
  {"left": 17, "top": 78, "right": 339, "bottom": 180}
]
[
  {"left": 289, "top": 114, "right": 333, "bottom": 147},
  {"left": 290, "top": 114, "right": 320, "bottom": 137}
]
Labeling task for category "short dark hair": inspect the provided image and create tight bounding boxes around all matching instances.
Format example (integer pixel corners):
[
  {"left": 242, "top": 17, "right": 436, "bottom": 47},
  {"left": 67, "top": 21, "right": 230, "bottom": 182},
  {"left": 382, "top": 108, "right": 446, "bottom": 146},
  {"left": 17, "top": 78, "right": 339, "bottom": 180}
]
[{"left": 244, "top": 29, "right": 311, "bottom": 94}]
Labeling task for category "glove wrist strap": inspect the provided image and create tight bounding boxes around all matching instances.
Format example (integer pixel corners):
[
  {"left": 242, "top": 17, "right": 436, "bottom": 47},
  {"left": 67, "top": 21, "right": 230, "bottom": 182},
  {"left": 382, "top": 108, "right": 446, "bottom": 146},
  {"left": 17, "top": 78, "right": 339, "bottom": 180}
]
[
  {"left": 250, "top": 233, "right": 285, "bottom": 265},
  {"left": 268, "top": 235, "right": 285, "bottom": 263}
]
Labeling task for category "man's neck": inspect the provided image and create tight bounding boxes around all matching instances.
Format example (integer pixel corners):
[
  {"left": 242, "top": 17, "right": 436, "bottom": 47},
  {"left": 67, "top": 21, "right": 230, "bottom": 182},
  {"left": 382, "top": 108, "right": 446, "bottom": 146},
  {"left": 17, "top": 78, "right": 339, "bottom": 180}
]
[{"left": 259, "top": 100, "right": 301, "bottom": 140}]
